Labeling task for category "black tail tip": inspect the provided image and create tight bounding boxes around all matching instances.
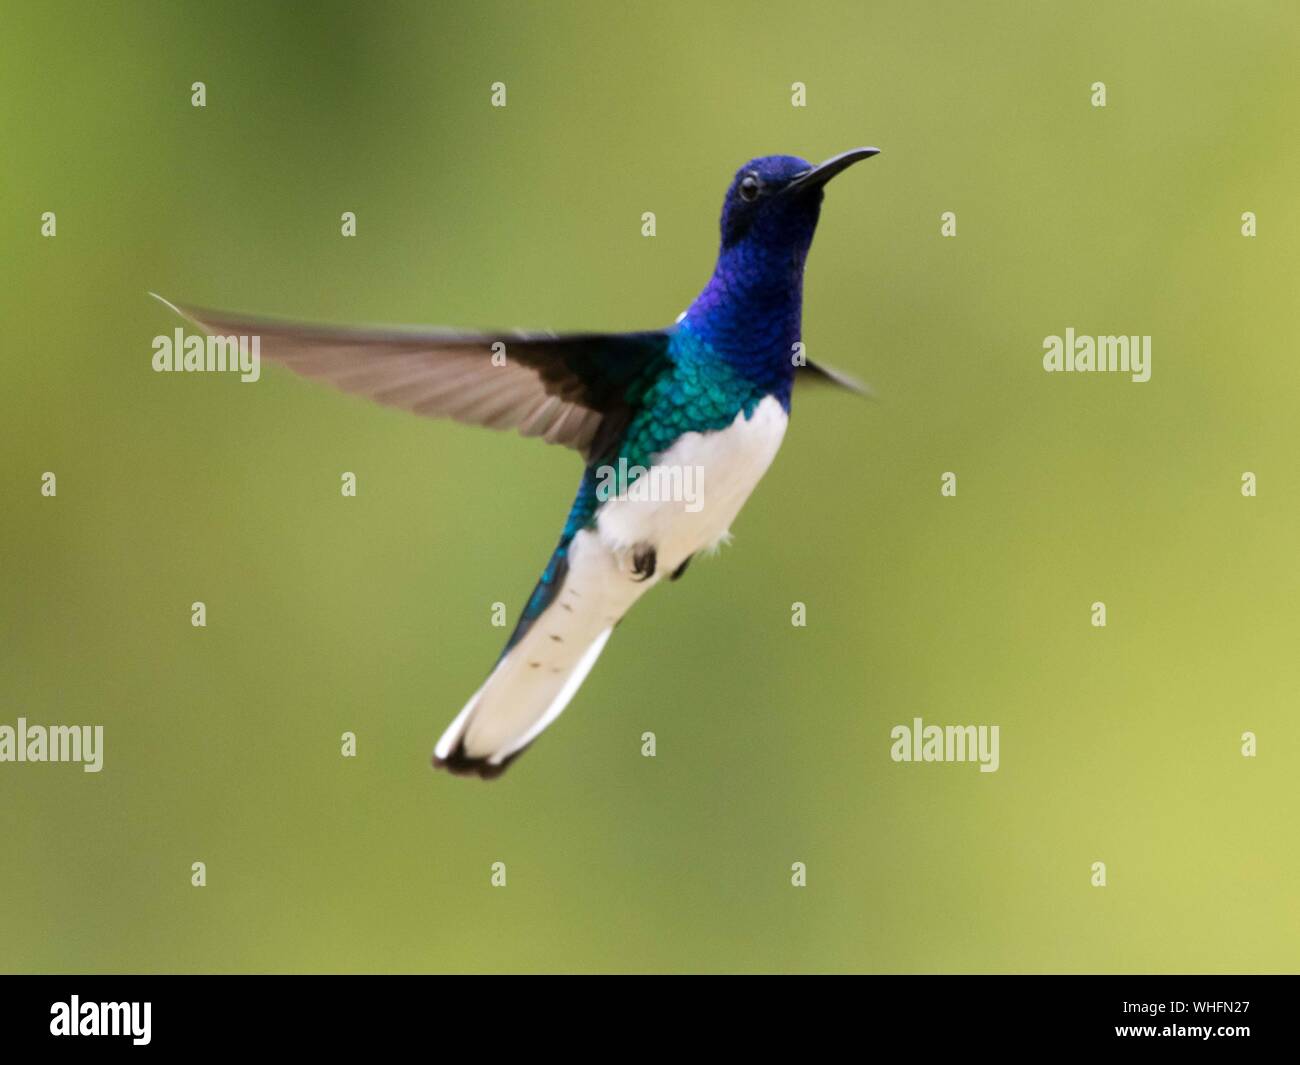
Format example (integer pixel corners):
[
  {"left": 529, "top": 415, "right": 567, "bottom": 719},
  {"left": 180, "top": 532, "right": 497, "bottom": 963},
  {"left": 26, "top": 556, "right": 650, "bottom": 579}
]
[{"left": 431, "top": 744, "right": 522, "bottom": 780}]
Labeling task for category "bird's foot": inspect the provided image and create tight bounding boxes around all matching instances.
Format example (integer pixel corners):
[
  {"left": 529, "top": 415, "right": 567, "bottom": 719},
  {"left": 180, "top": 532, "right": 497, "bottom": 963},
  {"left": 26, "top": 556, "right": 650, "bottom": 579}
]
[
  {"left": 670, "top": 555, "right": 693, "bottom": 581},
  {"left": 631, "top": 545, "right": 657, "bottom": 582}
]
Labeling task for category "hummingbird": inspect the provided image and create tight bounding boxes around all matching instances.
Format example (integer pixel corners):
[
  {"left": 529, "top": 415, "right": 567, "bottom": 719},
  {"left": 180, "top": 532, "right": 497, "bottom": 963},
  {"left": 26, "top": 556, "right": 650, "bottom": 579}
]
[{"left": 157, "top": 146, "right": 879, "bottom": 778}]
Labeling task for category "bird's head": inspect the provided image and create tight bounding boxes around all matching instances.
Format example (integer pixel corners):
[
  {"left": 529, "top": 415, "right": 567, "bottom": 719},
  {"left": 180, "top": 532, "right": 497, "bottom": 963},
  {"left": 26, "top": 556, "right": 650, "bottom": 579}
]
[
  {"left": 718, "top": 148, "right": 880, "bottom": 261},
  {"left": 685, "top": 146, "right": 880, "bottom": 365}
]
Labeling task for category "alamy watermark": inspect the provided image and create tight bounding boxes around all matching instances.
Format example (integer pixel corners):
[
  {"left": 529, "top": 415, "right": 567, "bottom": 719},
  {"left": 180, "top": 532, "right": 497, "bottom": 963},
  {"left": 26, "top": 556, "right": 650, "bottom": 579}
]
[
  {"left": 0, "top": 717, "right": 104, "bottom": 772},
  {"left": 152, "top": 328, "right": 261, "bottom": 382},
  {"left": 595, "top": 459, "right": 704, "bottom": 513},
  {"left": 1043, "top": 328, "right": 1151, "bottom": 382},
  {"left": 890, "top": 717, "right": 999, "bottom": 773},
  {"left": 50, "top": 997, "right": 150, "bottom": 1045}
]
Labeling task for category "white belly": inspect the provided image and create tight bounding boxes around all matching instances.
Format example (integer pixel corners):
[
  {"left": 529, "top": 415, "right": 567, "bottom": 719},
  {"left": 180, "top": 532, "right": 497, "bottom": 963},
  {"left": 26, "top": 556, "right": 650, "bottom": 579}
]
[
  {"left": 595, "top": 394, "right": 788, "bottom": 576},
  {"left": 436, "top": 395, "right": 789, "bottom": 766}
]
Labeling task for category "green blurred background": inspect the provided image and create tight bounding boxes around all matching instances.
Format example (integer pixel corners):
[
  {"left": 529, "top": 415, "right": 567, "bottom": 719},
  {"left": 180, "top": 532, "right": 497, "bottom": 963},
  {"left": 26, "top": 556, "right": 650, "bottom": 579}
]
[{"left": 3, "top": 0, "right": 1298, "bottom": 973}]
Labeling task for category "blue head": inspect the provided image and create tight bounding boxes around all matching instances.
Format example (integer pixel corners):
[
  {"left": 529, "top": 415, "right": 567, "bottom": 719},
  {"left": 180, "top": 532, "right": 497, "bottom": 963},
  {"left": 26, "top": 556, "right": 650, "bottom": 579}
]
[
  {"left": 684, "top": 148, "right": 879, "bottom": 379},
  {"left": 719, "top": 155, "right": 827, "bottom": 267}
]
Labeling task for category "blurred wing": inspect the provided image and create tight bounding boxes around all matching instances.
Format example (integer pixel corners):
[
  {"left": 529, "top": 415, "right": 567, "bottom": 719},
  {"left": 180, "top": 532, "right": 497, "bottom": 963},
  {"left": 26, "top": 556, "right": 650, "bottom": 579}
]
[
  {"left": 797, "top": 359, "right": 874, "bottom": 399},
  {"left": 152, "top": 295, "right": 670, "bottom": 458}
]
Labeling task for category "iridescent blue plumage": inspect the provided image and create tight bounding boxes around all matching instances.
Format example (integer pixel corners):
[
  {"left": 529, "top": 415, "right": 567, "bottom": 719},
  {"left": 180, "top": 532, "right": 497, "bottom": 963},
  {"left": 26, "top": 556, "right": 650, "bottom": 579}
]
[
  {"left": 507, "top": 323, "right": 770, "bottom": 655},
  {"left": 684, "top": 154, "right": 823, "bottom": 404},
  {"left": 502, "top": 153, "right": 870, "bottom": 659}
]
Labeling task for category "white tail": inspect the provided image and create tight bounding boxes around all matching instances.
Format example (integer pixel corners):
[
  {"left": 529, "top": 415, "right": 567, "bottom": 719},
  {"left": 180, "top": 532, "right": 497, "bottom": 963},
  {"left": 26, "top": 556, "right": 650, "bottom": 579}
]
[
  {"left": 433, "top": 625, "right": 613, "bottom": 777},
  {"left": 432, "top": 528, "right": 651, "bottom": 778}
]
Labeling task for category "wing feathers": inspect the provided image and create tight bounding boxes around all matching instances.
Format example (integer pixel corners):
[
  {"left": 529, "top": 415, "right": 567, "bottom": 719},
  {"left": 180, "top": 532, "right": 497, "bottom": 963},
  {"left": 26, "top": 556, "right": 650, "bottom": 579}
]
[
  {"left": 152, "top": 294, "right": 668, "bottom": 457},
  {"left": 798, "top": 358, "right": 874, "bottom": 398}
]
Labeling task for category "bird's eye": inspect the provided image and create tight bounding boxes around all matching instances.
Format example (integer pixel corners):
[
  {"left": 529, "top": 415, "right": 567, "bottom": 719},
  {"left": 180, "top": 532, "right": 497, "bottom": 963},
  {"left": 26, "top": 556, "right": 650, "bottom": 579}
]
[{"left": 739, "top": 174, "right": 761, "bottom": 202}]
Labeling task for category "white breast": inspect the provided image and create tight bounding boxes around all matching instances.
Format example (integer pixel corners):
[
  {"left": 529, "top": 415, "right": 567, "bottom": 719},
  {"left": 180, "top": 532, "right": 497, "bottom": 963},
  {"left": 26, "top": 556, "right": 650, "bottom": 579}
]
[{"left": 595, "top": 394, "right": 788, "bottom": 575}]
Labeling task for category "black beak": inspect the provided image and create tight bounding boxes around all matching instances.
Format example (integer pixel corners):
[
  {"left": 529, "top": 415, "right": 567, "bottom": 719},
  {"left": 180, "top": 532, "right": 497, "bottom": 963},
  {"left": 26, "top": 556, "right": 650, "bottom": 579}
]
[{"left": 785, "top": 146, "right": 881, "bottom": 194}]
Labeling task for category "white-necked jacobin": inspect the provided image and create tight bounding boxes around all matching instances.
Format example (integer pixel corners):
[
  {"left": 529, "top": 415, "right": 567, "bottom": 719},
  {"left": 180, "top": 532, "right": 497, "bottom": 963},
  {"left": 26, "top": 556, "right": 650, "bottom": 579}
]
[{"left": 158, "top": 146, "right": 880, "bottom": 778}]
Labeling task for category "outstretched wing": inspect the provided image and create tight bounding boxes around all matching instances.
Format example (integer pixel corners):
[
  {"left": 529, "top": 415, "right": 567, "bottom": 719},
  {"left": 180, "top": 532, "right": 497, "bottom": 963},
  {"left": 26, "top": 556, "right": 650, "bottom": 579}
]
[{"left": 152, "top": 295, "right": 670, "bottom": 460}]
